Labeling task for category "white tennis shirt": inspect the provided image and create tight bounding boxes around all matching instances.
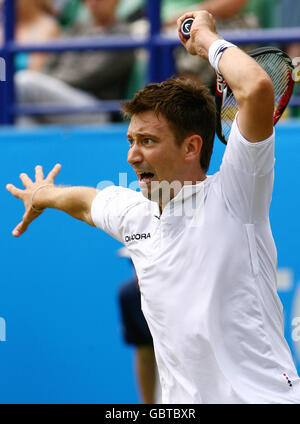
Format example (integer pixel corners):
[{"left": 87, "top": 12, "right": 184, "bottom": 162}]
[{"left": 91, "top": 117, "right": 300, "bottom": 404}]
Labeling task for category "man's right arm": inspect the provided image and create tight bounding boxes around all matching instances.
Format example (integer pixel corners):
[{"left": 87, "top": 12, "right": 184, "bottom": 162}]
[
  {"left": 6, "top": 164, "right": 98, "bottom": 237},
  {"left": 178, "top": 10, "right": 274, "bottom": 143}
]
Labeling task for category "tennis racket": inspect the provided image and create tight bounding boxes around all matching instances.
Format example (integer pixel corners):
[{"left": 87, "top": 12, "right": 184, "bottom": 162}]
[{"left": 215, "top": 46, "right": 295, "bottom": 144}]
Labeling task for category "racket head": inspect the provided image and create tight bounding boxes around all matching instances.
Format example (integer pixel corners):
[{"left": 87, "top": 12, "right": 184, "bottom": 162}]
[{"left": 215, "top": 46, "right": 295, "bottom": 145}]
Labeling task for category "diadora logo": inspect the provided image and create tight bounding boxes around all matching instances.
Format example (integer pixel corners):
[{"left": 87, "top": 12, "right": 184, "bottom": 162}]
[{"left": 125, "top": 233, "right": 151, "bottom": 243}]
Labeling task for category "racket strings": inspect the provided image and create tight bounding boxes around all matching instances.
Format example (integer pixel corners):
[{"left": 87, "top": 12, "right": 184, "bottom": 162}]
[
  {"left": 221, "top": 92, "right": 238, "bottom": 141},
  {"left": 256, "top": 54, "right": 291, "bottom": 108},
  {"left": 220, "top": 53, "right": 293, "bottom": 142}
]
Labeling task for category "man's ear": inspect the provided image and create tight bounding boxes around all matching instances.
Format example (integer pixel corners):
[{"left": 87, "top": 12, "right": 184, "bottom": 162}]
[{"left": 183, "top": 135, "right": 203, "bottom": 162}]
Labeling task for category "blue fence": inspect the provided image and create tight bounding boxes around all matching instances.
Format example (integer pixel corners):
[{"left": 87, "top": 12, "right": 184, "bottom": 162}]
[
  {"left": 0, "top": 121, "right": 299, "bottom": 404},
  {"left": 0, "top": 0, "right": 300, "bottom": 124}
]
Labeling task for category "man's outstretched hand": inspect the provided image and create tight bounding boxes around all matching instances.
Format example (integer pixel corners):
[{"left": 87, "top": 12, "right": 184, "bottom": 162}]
[{"left": 6, "top": 163, "right": 61, "bottom": 237}]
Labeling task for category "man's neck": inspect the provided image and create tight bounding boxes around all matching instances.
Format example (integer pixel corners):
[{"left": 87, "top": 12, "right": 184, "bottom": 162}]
[{"left": 158, "top": 173, "right": 207, "bottom": 212}]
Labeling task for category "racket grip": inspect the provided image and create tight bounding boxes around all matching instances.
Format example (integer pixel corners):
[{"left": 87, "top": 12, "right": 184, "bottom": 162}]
[{"left": 181, "top": 18, "right": 195, "bottom": 40}]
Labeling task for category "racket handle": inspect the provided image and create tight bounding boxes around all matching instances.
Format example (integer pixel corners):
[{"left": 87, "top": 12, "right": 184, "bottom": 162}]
[{"left": 181, "top": 18, "right": 195, "bottom": 39}]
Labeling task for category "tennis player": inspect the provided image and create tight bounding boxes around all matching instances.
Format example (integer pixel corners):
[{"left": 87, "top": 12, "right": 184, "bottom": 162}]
[{"left": 7, "top": 11, "right": 300, "bottom": 403}]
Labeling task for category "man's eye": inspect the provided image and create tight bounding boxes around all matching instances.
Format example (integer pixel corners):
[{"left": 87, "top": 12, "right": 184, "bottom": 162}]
[{"left": 144, "top": 138, "right": 154, "bottom": 145}]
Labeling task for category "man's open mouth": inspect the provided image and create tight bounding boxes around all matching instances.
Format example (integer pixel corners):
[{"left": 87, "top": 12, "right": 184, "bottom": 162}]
[{"left": 138, "top": 172, "right": 155, "bottom": 184}]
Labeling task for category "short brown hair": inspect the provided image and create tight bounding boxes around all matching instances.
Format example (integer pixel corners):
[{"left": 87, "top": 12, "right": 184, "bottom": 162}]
[{"left": 122, "top": 78, "right": 216, "bottom": 172}]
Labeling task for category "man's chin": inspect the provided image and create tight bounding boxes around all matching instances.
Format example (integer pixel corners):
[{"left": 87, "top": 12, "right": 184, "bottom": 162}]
[
  {"left": 139, "top": 179, "right": 183, "bottom": 205},
  {"left": 139, "top": 181, "right": 160, "bottom": 203},
  {"left": 139, "top": 182, "right": 152, "bottom": 199}
]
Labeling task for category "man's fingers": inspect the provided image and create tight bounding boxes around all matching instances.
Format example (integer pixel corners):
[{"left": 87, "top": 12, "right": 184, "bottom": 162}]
[
  {"left": 6, "top": 184, "right": 23, "bottom": 199},
  {"left": 177, "top": 12, "right": 196, "bottom": 28},
  {"left": 35, "top": 165, "right": 44, "bottom": 182},
  {"left": 177, "top": 11, "right": 198, "bottom": 36},
  {"left": 178, "top": 28, "right": 188, "bottom": 45},
  {"left": 11, "top": 205, "right": 42, "bottom": 237},
  {"left": 19, "top": 172, "right": 33, "bottom": 188},
  {"left": 177, "top": 12, "right": 199, "bottom": 53},
  {"left": 12, "top": 220, "right": 28, "bottom": 237},
  {"left": 46, "top": 163, "right": 61, "bottom": 182}
]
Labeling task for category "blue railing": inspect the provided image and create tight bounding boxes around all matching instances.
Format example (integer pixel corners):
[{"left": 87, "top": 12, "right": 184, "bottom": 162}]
[{"left": 0, "top": 0, "right": 300, "bottom": 125}]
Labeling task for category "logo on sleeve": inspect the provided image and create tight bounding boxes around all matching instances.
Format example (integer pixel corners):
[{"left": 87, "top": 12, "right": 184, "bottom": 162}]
[
  {"left": 282, "top": 373, "right": 293, "bottom": 387},
  {"left": 125, "top": 233, "right": 151, "bottom": 243}
]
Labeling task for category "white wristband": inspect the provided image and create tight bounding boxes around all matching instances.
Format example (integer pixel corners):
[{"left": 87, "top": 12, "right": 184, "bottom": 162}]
[{"left": 208, "top": 39, "right": 237, "bottom": 74}]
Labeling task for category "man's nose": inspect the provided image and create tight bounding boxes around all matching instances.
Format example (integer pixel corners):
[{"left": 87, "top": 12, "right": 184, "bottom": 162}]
[{"left": 127, "top": 144, "right": 143, "bottom": 165}]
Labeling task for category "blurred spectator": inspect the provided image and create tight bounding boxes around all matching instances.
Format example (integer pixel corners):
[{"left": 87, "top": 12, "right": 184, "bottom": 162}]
[
  {"left": 279, "top": 0, "right": 300, "bottom": 117},
  {"left": 250, "top": 0, "right": 277, "bottom": 29},
  {"left": 52, "top": 0, "right": 90, "bottom": 29},
  {"left": 117, "top": 0, "right": 261, "bottom": 88},
  {"left": 163, "top": 0, "right": 256, "bottom": 26},
  {"left": 279, "top": 0, "right": 300, "bottom": 58},
  {"left": 15, "top": 0, "right": 134, "bottom": 126},
  {"left": 117, "top": 0, "right": 260, "bottom": 27},
  {"left": 15, "top": 0, "right": 61, "bottom": 71},
  {"left": 116, "top": 0, "right": 145, "bottom": 22},
  {"left": 0, "top": 0, "right": 61, "bottom": 71}
]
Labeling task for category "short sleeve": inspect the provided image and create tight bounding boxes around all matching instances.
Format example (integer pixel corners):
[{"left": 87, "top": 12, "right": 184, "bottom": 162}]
[
  {"left": 219, "top": 115, "right": 275, "bottom": 224},
  {"left": 91, "top": 186, "right": 147, "bottom": 242}
]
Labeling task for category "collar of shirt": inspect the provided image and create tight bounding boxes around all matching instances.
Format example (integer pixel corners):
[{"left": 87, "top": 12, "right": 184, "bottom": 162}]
[{"left": 156, "top": 179, "right": 207, "bottom": 220}]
